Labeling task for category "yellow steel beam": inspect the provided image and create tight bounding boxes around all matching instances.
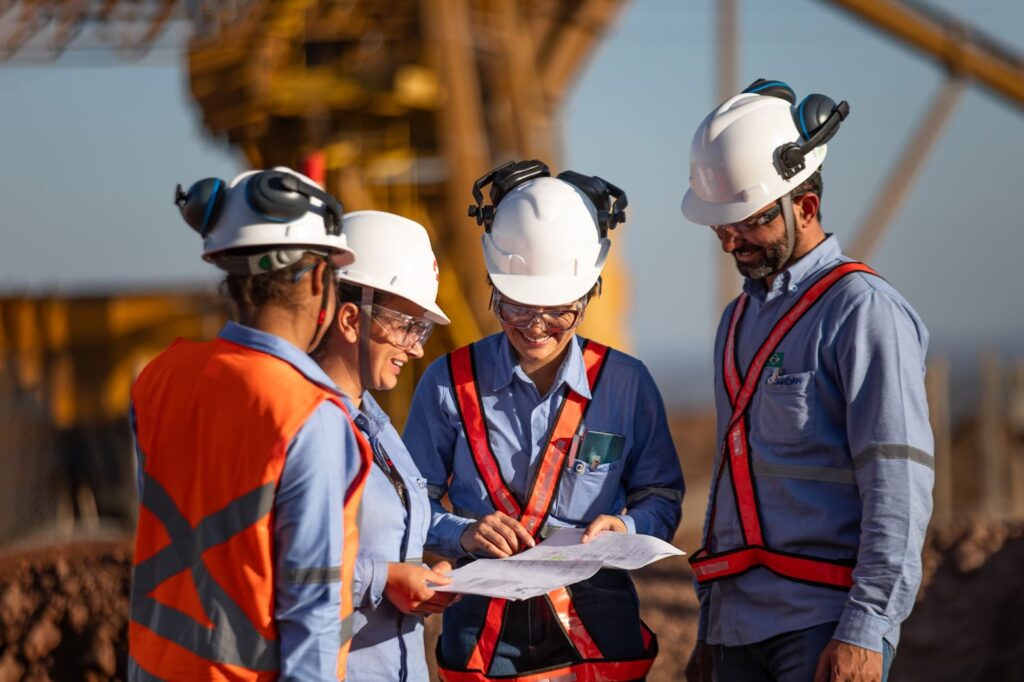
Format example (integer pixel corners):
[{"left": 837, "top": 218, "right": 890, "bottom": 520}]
[
  {"left": 824, "top": 0, "right": 1024, "bottom": 109},
  {"left": 537, "top": 0, "right": 627, "bottom": 103}
]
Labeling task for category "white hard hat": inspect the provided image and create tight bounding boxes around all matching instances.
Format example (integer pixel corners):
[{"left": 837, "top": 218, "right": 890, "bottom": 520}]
[
  {"left": 176, "top": 167, "right": 355, "bottom": 273},
  {"left": 482, "top": 176, "right": 611, "bottom": 306},
  {"left": 681, "top": 87, "right": 836, "bottom": 226},
  {"left": 335, "top": 210, "right": 450, "bottom": 325}
]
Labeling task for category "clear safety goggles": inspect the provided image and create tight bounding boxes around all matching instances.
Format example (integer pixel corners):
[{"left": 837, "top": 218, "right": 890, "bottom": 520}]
[
  {"left": 491, "top": 291, "right": 586, "bottom": 333},
  {"left": 710, "top": 201, "right": 782, "bottom": 237},
  {"left": 371, "top": 304, "right": 435, "bottom": 351}
]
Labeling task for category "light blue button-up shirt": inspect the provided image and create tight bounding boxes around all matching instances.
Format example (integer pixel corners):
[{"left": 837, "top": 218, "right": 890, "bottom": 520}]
[
  {"left": 403, "top": 332, "right": 685, "bottom": 560},
  {"left": 345, "top": 391, "right": 433, "bottom": 682},
  {"left": 132, "top": 322, "right": 363, "bottom": 681},
  {"left": 699, "top": 236, "right": 934, "bottom": 653}
]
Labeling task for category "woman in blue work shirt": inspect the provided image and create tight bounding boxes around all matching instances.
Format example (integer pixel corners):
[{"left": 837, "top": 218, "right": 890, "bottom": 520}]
[
  {"left": 404, "top": 161, "right": 685, "bottom": 681},
  {"left": 314, "top": 210, "right": 457, "bottom": 682}
]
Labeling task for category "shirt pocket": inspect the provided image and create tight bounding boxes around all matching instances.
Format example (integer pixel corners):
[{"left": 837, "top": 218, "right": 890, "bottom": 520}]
[
  {"left": 755, "top": 370, "right": 815, "bottom": 446},
  {"left": 555, "top": 458, "right": 625, "bottom": 524}
]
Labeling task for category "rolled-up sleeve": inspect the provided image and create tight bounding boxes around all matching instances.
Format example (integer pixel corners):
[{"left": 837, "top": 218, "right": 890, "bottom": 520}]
[
  {"left": 620, "top": 363, "right": 685, "bottom": 541},
  {"left": 403, "top": 360, "right": 474, "bottom": 559},
  {"left": 274, "top": 400, "right": 358, "bottom": 680},
  {"left": 833, "top": 289, "right": 934, "bottom": 651}
]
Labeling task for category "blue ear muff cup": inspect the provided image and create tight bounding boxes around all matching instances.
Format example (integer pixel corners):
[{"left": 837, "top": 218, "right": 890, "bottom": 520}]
[
  {"left": 245, "top": 172, "right": 311, "bottom": 222},
  {"left": 743, "top": 78, "right": 796, "bottom": 104},
  {"left": 179, "top": 178, "right": 227, "bottom": 237}
]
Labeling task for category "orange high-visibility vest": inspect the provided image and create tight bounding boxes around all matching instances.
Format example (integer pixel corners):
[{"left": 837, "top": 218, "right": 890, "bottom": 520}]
[
  {"left": 128, "top": 337, "right": 371, "bottom": 681},
  {"left": 690, "top": 262, "right": 877, "bottom": 589},
  {"left": 440, "top": 340, "right": 658, "bottom": 682}
]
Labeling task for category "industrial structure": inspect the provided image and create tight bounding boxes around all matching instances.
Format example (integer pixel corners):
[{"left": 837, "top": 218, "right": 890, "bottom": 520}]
[{"left": 1, "top": 0, "right": 1023, "bottom": 539}]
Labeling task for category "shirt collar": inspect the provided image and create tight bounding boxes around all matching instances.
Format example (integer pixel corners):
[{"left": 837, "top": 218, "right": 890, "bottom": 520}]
[
  {"left": 218, "top": 321, "right": 342, "bottom": 395},
  {"left": 742, "top": 235, "right": 842, "bottom": 301},
  {"left": 493, "top": 334, "right": 592, "bottom": 399},
  {"left": 347, "top": 391, "right": 389, "bottom": 440}
]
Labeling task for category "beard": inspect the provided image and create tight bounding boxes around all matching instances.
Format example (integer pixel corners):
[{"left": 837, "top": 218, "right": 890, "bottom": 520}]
[{"left": 732, "top": 232, "right": 793, "bottom": 280}]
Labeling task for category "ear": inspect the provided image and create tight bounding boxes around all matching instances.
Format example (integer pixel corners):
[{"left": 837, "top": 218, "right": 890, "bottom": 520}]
[
  {"left": 794, "top": 192, "right": 820, "bottom": 227},
  {"left": 309, "top": 260, "right": 329, "bottom": 297},
  {"left": 335, "top": 301, "right": 361, "bottom": 344}
]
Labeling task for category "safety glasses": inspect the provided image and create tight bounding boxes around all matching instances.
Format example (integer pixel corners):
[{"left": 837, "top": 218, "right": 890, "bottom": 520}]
[
  {"left": 491, "top": 291, "right": 586, "bottom": 333},
  {"left": 711, "top": 201, "right": 782, "bottom": 237},
  {"left": 371, "top": 304, "right": 435, "bottom": 351}
]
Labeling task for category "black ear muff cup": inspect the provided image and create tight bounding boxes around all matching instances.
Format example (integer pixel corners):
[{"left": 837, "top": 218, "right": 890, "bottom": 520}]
[
  {"left": 176, "top": 177, "right": 227, "bottom": 237},
  {"left": 743, "top": 78, "right": 796, "bottom": 104},
  {"left": 245, "top": 171, "right": 310, "bottom": 222},
  {"left": 796, "top": 93, "right": 842, "bottom": 144}
]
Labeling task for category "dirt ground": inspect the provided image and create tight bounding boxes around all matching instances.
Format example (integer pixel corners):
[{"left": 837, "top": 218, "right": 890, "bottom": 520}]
[{"left": 0, "top": 413, "right": 1021, "bottom": 681}]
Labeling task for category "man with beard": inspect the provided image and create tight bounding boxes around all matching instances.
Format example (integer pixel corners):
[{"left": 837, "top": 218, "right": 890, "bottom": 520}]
[{"left": 679, "top": 79, "right": 934, "bottom": 682}]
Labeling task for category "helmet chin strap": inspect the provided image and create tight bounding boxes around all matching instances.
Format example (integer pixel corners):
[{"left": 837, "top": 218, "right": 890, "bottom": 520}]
[
  {"left": 358, "top": 286, "right": 375, "bottom": 395},
  {"left": 780, "top": 193, "right": 797, "bottom": 264},
  {"left": 308, "top": 256, "right": 334, "bottom": 353}
]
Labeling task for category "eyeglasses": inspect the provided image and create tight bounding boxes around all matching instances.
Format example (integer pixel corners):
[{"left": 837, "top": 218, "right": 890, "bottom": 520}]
[
  {"left": 371, "top": 304, "right": 434, "bottom": 351},
  {"left": 711, "top": 202, "right": 782, "bottom": 237},
  {"left": 491, "top": 292, "right": 586, "bottom": 333}
]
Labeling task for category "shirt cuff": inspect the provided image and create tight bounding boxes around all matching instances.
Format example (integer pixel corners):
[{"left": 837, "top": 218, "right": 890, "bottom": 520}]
[
  {"left": 833, "top": 607, "right": 890, "bottom": 652},
  {"left": 432, "top": 512, "right": 476, "bottom": 560},
  {"left": 617, "top": 513, "right": 637, "bottom": 535}
]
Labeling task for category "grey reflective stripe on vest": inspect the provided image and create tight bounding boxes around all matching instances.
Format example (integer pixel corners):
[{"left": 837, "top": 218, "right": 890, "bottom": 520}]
[
  {"left": 284, "top": 566, "right": 341, "bottom": 584},
  {"left": 751, "top": 461, "right": 857, "bottom": 485},
  {"left": 625, "top": 486, "right": 684, "bottom": 506},
  {"left": 128, "top": 656, "right": 166, "bottom": 682},
  {"left": 340, "top": 611, "right": 356, "bottom": 645},
  {"left": 131, "top": 453, "right": 280, "bottom": 671},
  {"left": 852, "top": 444, "right": 934, "bottom": 471}
]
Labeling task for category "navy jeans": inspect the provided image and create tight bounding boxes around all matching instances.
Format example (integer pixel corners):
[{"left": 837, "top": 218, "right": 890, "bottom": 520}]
[{"left": 711, "top": 622, "right": 895, "bottom": 682}]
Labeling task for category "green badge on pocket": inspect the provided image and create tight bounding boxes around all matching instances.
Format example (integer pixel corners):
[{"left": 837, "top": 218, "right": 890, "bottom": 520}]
[
  {"left": 579, "top": 431, "right": 625, "bottom": 469},
  {"left": 767, "top": 352, "right": 785, "bottom": 368}
]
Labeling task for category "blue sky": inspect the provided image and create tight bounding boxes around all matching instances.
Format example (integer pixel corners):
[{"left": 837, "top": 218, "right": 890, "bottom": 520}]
[{"left": 1, "top": 1, "right": 1022, "bottom": 407}]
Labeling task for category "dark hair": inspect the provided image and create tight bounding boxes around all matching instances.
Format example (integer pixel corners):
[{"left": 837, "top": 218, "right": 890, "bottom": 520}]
[
  {"left": 220, "top": 250, "right": 321, "bottom": 319},
  {"left": 792, "top": 169, "right": 823, "bottom": 220}
]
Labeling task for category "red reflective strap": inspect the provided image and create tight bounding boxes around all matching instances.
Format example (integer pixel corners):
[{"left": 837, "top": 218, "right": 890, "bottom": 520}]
[
  {"left": 519, "top": 342, "right": 608, "bottom": 538},
  {"left": 449, "top": 346, "right": 521, "bottom": 517},
  {"left": 723, "top": 295, "right": 748, "bottom": 403},
  {"left": 465, "top": 598, "right": 507, "bottom": 674},
  {"left": 725, "top": 420, "right": 763, "bottom": 546},
  {"left": 691, "top": 547, "right": 854, "bottom": 588},
  {"left": 727, "top": 263, "right": 876, "bottom": 431},
  {"left": 547, "top": 587, "right": 602, "bottom": 660},
  {"left": 440, "top": 657, "right": 655, "bottom": 682}
]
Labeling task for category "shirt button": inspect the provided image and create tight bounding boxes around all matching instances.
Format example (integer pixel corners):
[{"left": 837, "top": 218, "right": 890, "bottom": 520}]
[{"left": 788, "top": 284, "right": 798, "bottom": 293}]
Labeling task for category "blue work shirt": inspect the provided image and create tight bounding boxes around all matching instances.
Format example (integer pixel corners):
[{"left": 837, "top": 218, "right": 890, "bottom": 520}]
[
  {"left": 403, "top": 332, "right": 685, "bottom": 560},
  {"left": 699, "top": 236, "right": 934, "bottom": 653},
  {"left": 132, "top": 321, "right": 363, "bottom": 680},
  {"left": 344, "top": 391, "right": 433, "bottom": 682}
]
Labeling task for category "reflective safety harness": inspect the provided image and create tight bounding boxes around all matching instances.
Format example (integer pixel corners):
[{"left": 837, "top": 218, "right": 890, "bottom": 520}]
[
  {"left": 441, "top": 340, "right": 657, "bottom": 682},
  {"left": 128, "top": 338, "right": 372, "bottom": 681},
  {"left": 690, "top": 262, "right": 877, "bottom": 589}
]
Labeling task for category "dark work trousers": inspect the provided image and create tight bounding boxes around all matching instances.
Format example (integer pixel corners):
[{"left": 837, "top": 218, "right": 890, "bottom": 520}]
[{"left": 711, "top": 621, "right": 895, "bottom": 682}]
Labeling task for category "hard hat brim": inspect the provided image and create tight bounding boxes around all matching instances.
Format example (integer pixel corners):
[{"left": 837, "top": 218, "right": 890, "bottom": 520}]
[{"left": 489, "top": 271, "right": 598, "bottom": 308}]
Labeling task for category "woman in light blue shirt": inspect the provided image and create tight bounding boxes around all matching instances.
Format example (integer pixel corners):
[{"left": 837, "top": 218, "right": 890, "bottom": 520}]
[
  {"left": 404, "top": 161, "right": 685, "bottom": 681},
  {"left": 314, "top": 210, "right": 457, "bottom": 682}
]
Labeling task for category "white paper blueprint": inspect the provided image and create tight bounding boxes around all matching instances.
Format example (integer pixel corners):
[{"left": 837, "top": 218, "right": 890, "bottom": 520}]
[{"left": 430, "top": 529, "right": 685, "bottom": 600}]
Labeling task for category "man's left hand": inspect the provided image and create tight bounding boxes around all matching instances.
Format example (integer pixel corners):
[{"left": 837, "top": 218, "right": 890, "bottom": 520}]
[
  {"left": 581, "top": 515, "right": 627, "bottom": 543},
  {"left": 814, "top": 639, "right": 883, "bottom": 682}
]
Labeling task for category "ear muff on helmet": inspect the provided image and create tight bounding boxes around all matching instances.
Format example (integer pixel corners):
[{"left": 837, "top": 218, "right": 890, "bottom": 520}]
[
  {"left": 175, "top": 177, "right": 227, "bottom": 238},
  {"left": 742, "top": 77, "right": 850, "bottom": 181},
  {"left": 468, "top": 159, "right": 551, "bottom": 231},
  {"left": 245, "top": 170, "right": 344, "bottom": 235},
  {"left": 556, "top": 170, "right": 628, "bottom": 238}
]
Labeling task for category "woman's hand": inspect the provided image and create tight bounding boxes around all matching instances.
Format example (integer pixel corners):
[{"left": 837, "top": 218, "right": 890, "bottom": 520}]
[
  {"left": 384, "top": 561, "right": 458, "bottom": 616},
  {"left": 459, "top": 511, "right": 535, "bottom": 557},
  {"left": 581, "top": 515, "right": 627, "bottom": 543}
]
